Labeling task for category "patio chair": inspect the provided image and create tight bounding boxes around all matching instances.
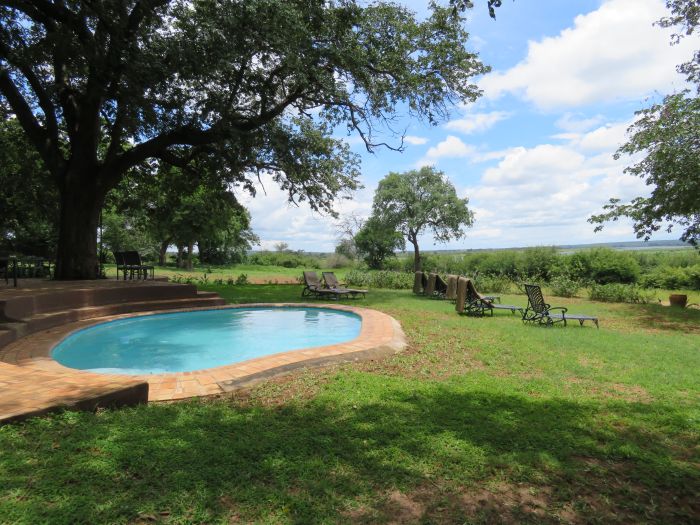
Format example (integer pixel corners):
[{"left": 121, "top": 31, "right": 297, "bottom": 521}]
[
  {"left": 412, "top": 271, "right": 428, "bottom": 295},
  {"left": 322, "top": 272, "right": 366, "bottom": 298},
  {"left": 445, "top": 275, "right": 458, "bottom": 301},
  {"left": 425, "top": 272, "right": 447, "bottom": 299},
  {"left": 119, "top": 251, "right": 155, "bottom": 280},
  {"left": 522, "top": 283, "right": 599, "bottom": 328},
  {"left": 302, "top": 271, "right": 347, "bottom": 300},
  {"left": 455, "top": 277, "right": 523, "bottom": 317}
]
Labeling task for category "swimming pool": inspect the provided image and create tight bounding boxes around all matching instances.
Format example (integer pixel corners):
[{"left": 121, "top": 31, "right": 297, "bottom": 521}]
[{"left": 52, "top": 307, "right": 362, "bottom": 375}]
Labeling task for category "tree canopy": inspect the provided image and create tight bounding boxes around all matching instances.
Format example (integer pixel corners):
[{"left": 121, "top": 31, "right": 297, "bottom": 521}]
[
  {"left": 353, "top": 216, "right": 404, "bottom": 269},
  {"left": 370, "top": 166, "right": 473, "bottom": 271},
  {"left": 0, "top": 0, "right": 488, "bottom": 278},
  {"left": 590, "top": 0, "right": 700, "bottom": 246}
]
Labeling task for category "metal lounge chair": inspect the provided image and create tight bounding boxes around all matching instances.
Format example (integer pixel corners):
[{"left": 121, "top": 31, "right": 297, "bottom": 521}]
[
  {"left": 302, "top": 271, "right": 347, "bottom": 300},
  {"left": 322, "top": 272, "right": 366, "bottom": 299},
  {"left": 456, "top": 277, "right": 523, "bottom": 317},
  {"left": 522, "top": 283, "right": 599, "bottom": 328}
]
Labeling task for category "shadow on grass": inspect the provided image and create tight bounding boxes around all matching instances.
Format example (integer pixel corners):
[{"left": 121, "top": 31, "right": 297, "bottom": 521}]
[{"left": 2, "top": 385, "right": 698, "bottom": 524}]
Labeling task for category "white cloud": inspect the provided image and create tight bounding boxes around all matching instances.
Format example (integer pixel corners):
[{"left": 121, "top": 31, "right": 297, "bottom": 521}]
[
  {"left": 480, "top": 0, "right": 696, "bottom": 109},
  {"left": 404, "top": 135, "right": 429, "bottom": 145},
  {"left": 555, "top": 113, "right": 605, "bottom": 133},
  {"left": 239, "top": 174, "right": 373, "bottom": 252},
  {"left": 416, "top": 136, "right": 477, "bottom": 167},
  {"left": 445, "top": 111, "right": 511, "bottom": 134}
]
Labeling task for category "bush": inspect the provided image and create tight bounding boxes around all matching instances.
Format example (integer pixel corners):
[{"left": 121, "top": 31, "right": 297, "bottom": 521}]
[
  {"left": 588, "top": 283, "right": 655, "bottom": 303},
  {"left": 235, "top": 273, "right": 249, "bottom": 285},
  {"left": 344, "top": 270, "right": 413, "bottom": 289},
  {"left": 474, "top": 275, "right": 513, "bottom": 294},
  {"left": 640, "top": 264, "right": 700, "bottom": 290},
  {"left": 324, "top": 253, "right": 351, "bottom": 269},
  {"left": 567, "top": 248, "right": 640, "bottom": 284},
  {"left": 549, "top": 276, "right": 582, "bottom": 297}
]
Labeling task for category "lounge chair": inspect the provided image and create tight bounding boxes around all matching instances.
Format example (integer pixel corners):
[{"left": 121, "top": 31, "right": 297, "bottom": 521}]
[
  {"left": 522, "top": 283, "right": 599, "bottom": 328},
  {"left": 302, "top": 271, "right": 348, "bottom": 300},
  {"left": 455, "top": 277, "right": 523, "bottom": 317},
  {"left": 413, "top": 271, "right": 429, "bottom": 295},
  {"left": 322, "top": 272, "right": 366, "bottom": 298},
  {"left": 424, "top": 272, "right": 447, "bottom": 299},
  {"left": 445, "top": 274, "right": 458, "bottom": 301}
]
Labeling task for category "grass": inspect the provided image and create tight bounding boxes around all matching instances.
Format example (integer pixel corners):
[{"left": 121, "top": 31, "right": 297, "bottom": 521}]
[
  {"left": 102, "top": 263, "right": 352, "bottom": 284},
  {"left": 1, "top": 286, "right": 699, "bottom": 524}
]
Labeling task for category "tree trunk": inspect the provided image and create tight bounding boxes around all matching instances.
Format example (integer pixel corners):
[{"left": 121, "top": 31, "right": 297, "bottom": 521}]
[
  {"left": 409, "top": 233, "right": 421, "bottom": 272},
  {"left": 54, "top": 172, "right": 104, "bottom": 280},
  {"left": 186, "top": 241, "right": 194, "bottom": 270},
  {"left": 158, "top": 240, "right": 170, "bottom": 266},
  {"left": 176, "top": 244, "right": 184, "bottom": 268}
]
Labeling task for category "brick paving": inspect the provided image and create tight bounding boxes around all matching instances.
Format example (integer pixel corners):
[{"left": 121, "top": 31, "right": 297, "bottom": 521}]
[{"left": 1, "top": 302, "right": 405, "bottom": 421}]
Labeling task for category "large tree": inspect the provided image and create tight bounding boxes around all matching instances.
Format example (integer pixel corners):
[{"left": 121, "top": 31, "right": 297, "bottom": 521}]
[
  {"left": 370, "top": 166, "right": 473, "bottom": 271},
  {"left": 0, "top": 0, "right": 487, "bottom": 279},
  {"left": 590, "top": 0, "right": 700, "bottom": 245}
]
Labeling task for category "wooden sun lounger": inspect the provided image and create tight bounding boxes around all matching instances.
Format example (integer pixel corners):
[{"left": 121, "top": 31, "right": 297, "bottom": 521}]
[
  {"left": 322, "top": 272, "right": 366, "bottom": 299},
  {"left": 302, "top": 271, "right": 348, "bottom": 300}
]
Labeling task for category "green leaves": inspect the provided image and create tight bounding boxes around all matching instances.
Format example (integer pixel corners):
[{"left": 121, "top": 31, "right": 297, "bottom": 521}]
[
  {"left": 370, "top": 167, "right": 474, "bottom": 269},
  {"left": 590, "top": 93, "right": 700, "bottom": 245}
]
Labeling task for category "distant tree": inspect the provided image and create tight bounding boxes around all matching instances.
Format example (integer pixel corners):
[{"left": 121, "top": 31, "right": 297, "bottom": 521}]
[
  {"left": 0, "top": 0, "right": 488, "bottom": 279},
  {"left": 371, "top": 167, "right": 474, "bottom": 271},
  {"left": 590, "top": 0, "right": 700, "bottom": 246},
  {"left": 274, "top": 242, "right": 289, "bottom": 253},
  {"left": 354, "top": 217, "right": 404, "bottom": 270},
  {"left": 113, "top": 163, "right": 258, "bottom": 269},
  {"left": 334, "top": 238, "right": 358, "bottom": 260}
]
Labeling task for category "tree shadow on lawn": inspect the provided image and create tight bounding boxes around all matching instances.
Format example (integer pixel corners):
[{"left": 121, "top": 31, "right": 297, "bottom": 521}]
[
  {"left": 611, "top": 301, "right": 700, "bottom": 334},
  {"left": 2, "top": 387, "right": 698, "bottom": 524}
]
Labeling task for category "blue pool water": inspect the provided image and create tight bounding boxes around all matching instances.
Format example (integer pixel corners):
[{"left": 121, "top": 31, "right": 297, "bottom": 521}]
[{"left": 52, "top": 307, "right": 361, "bottom": 375}]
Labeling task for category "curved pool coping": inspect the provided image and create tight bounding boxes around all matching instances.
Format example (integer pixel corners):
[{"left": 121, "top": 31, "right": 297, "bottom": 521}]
[{"left": 0, "top": 303, "right": 406, "bottom": 402}]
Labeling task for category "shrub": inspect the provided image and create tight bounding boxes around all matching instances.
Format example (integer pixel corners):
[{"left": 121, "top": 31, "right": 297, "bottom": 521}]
[
  {"left": 567, "top": 248, "right": 640, "bottom": 284},
  {"left": 235, "top": 273, "right": 249, "bottom": 285},
  {"left": 324, "top": 253, "right": 351, "bottom": 269},
  {"left": 588, "top": 283, "right": 655, "bottom": 303},
  {"left": 474, "top": 275, "right": 513, "bottom": 294},
  {"left": 549, "top": 276, "right": 582, "bottom": 297},
  {"left": 344, "top": 270, "right": 413, "bottom": 289},
  {"left": 640, "top": 264, "right": 700, "bottom": 290}
]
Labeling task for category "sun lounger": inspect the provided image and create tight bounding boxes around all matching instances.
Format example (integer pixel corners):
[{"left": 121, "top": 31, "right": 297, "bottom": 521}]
[
  {"left": 455, "top": 277, "right": 523, "bottom": 317},
  {"left": 424, "top": 272, "right": 447, "bottom": 299},
  {"left": 522, "top": 283, "right": 599, "bottom": 328},
  {"left": 322, "top": 272, "right": 366, "bottom": 298},
  {"left": 302, "top": 271, "right": 348, "bottom": 300},
  {"left": 413, "top": 271, "right": 428, "bottom": 294},
  {"left": 445, "top": 275, "right": 458, "bottom": 301}
]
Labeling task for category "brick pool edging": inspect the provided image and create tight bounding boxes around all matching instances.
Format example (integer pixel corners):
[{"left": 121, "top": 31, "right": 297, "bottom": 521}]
[{"left": 0, "top": 303, "right": 406, "bottom": 402}]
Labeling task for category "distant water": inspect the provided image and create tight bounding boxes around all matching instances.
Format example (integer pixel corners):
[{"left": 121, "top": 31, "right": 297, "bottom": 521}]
[{"left": 52, "top": 307, "right": 361, "bottom": 375}]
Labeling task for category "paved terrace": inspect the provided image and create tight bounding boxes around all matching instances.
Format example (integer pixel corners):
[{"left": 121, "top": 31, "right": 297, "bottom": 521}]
[{"left": 0, "top": 280, "right": 405, "bottom": 423}]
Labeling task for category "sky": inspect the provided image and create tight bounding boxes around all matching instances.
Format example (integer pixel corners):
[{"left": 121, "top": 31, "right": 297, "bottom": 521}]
[{"left": 240, "top": 0, "right": 697, "bottom": 252}]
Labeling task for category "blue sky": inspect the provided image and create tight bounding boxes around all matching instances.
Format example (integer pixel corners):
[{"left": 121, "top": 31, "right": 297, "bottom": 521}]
[{"left": 241, "top": 0, "right": 697, "bottom": 252}]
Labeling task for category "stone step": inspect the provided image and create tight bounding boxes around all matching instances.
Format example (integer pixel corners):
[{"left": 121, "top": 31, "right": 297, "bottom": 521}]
[
  {"left": 0, "top": 282, "right": 199, "bottom": 320},
  {"left": 0, "top": 295, "right": 226, "bottom": 351}
]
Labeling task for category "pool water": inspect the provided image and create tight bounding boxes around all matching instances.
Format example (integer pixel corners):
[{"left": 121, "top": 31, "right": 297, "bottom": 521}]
[{"left": 52, "top": 307, "right": 361, "bottom": 375}]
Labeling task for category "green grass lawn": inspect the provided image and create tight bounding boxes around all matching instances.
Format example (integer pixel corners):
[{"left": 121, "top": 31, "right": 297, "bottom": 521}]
[
  {"left": 1, "top": 286, "right": 699, "bottom": 524},
  {"left": 103, "top": 263, "right": 350, "bottom": 284}
]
